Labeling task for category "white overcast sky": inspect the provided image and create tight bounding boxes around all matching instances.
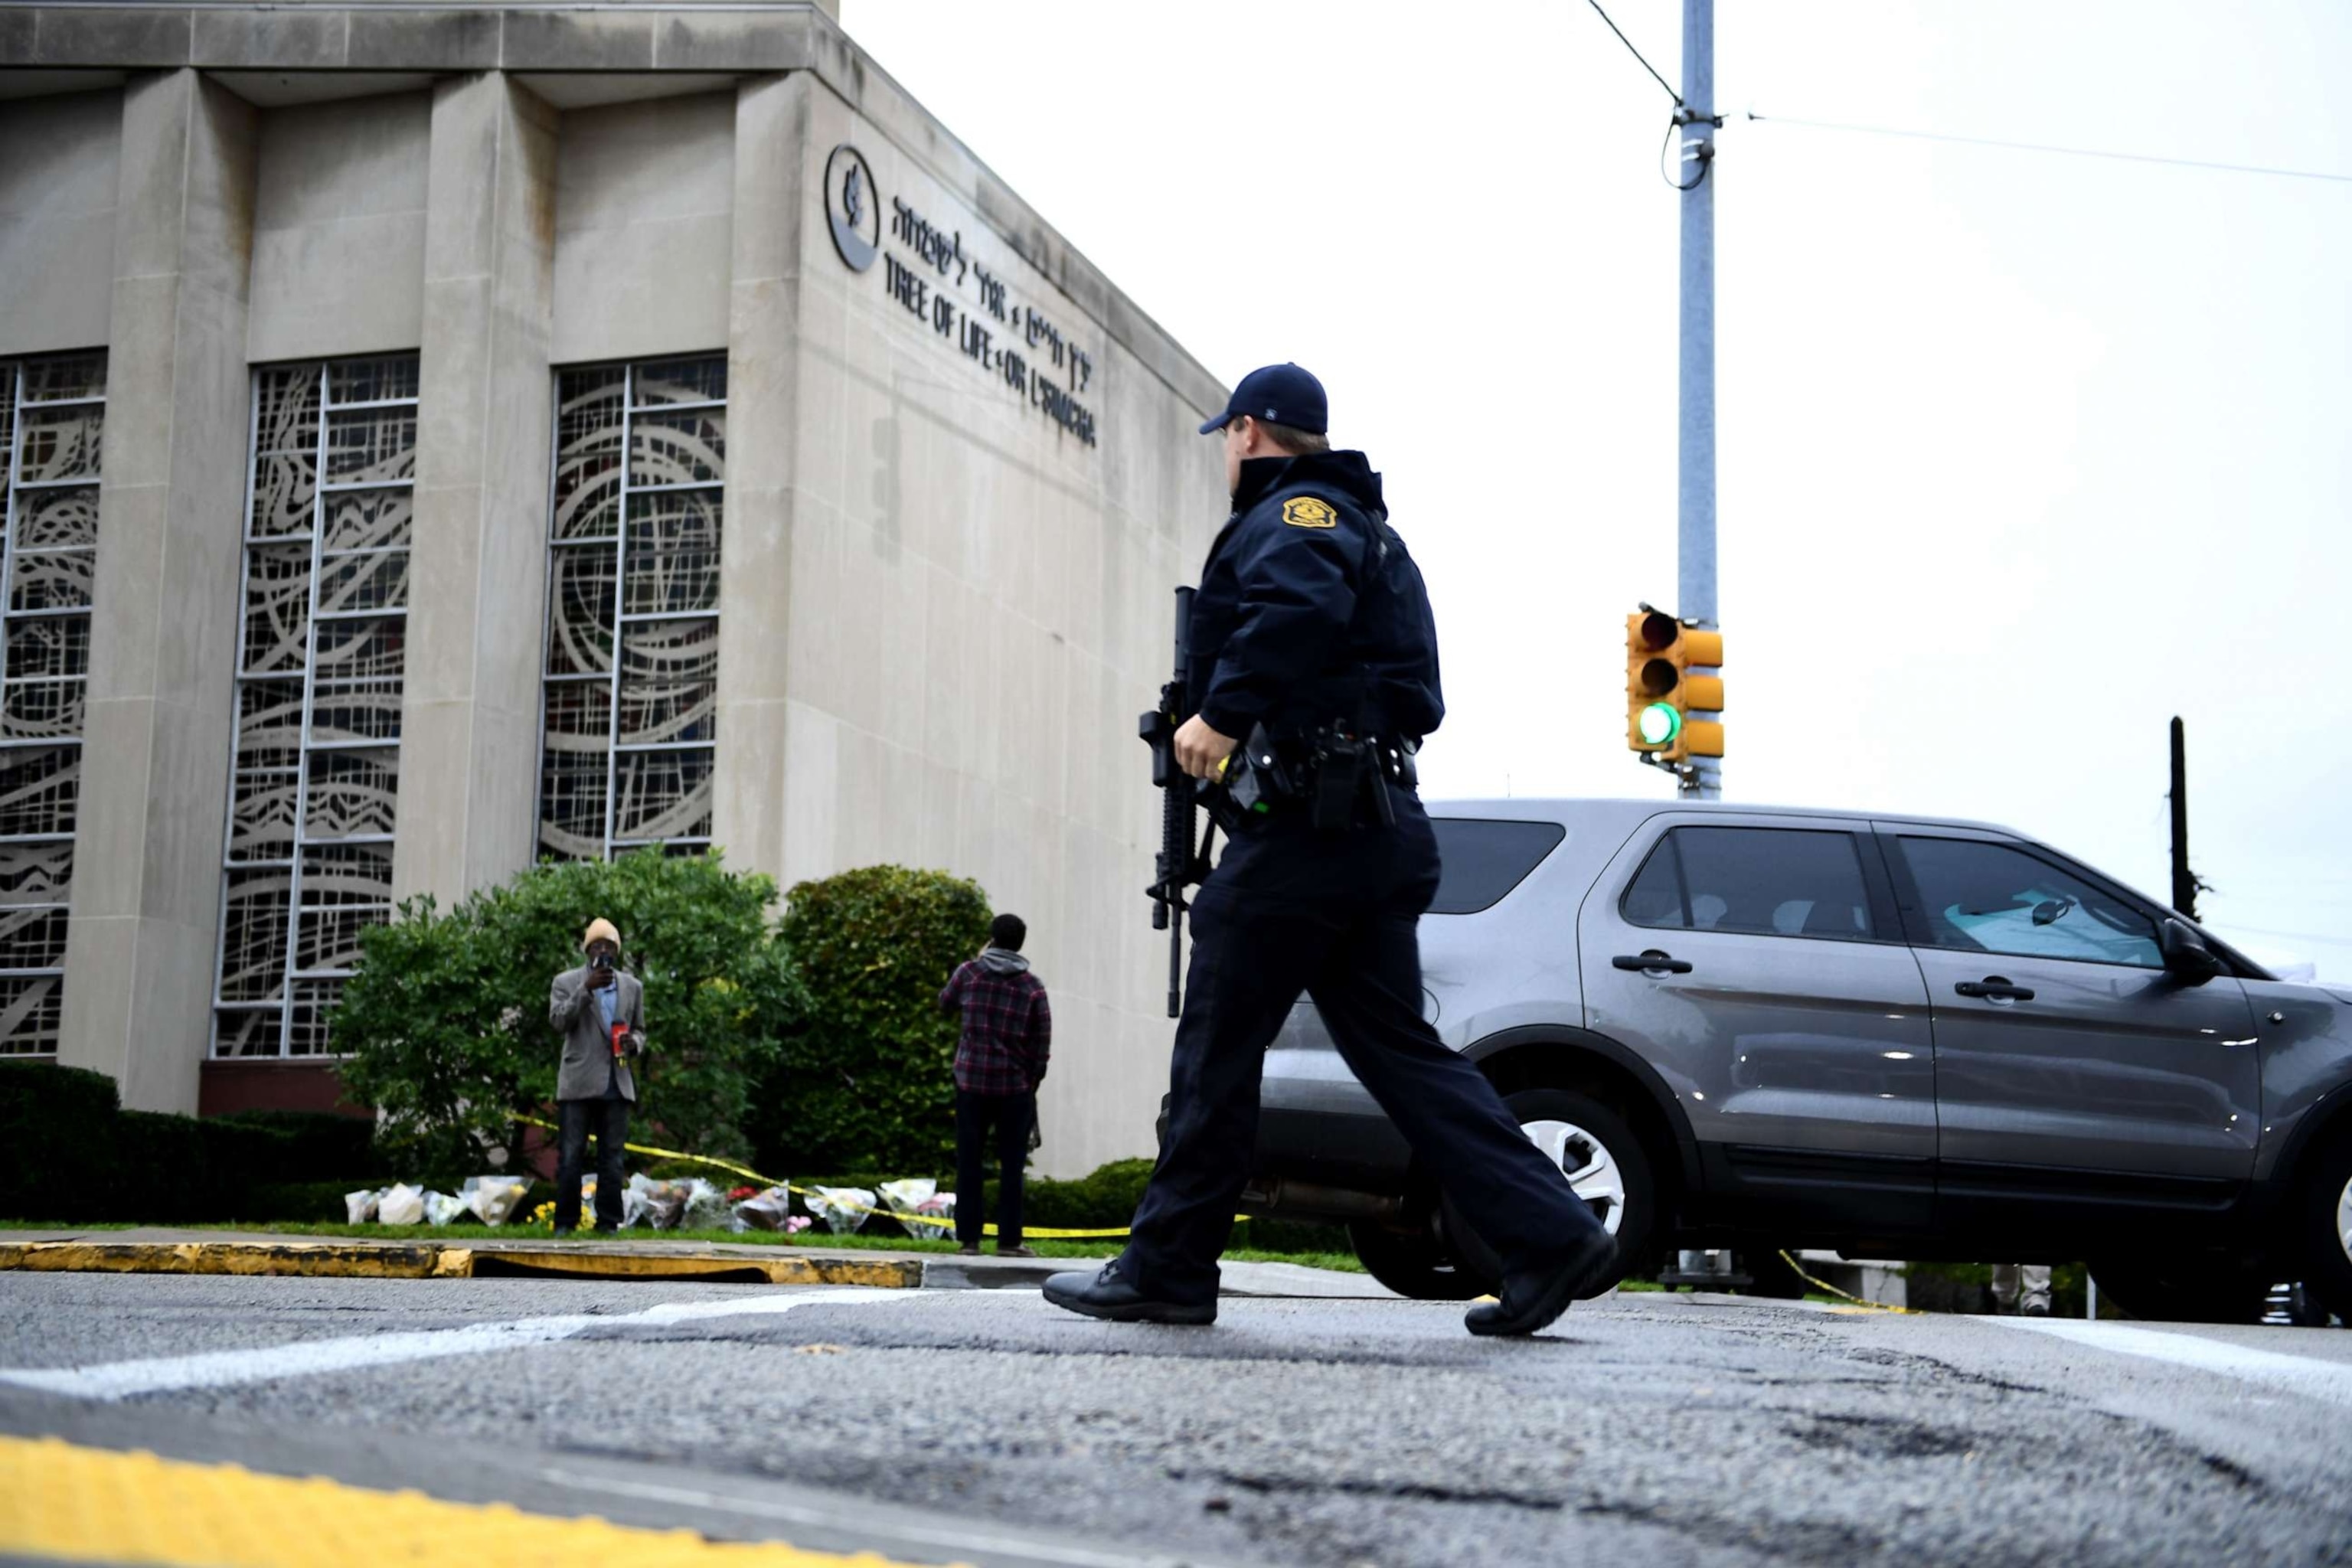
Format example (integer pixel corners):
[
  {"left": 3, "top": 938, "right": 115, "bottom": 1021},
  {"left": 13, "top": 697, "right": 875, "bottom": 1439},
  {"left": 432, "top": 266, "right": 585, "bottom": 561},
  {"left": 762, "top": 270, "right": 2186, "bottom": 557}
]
[{"left": 841, "top": 0, "right": 2351, "bottom": 978}]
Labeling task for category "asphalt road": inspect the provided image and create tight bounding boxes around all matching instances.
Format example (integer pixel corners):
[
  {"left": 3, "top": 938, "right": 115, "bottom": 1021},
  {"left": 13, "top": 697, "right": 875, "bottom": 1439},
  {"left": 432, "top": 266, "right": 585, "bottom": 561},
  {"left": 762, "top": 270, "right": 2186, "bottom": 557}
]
[{"left": 3, "top": 1272, "right": 2350, "bottom": 1568}]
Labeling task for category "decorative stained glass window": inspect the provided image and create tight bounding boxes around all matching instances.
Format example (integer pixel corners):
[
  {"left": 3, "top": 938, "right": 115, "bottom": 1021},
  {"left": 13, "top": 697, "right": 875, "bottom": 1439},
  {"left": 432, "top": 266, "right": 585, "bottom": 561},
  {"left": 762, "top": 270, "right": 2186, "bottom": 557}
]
[
  {"left": 0, "top": 351, "right": 105, "bottom": 1055},
  {"left": 213, "top": 357, "right": 418, "bottom": 1057},
  {"left": 537, "top": 356, "right": 724, "bottom": 861}
]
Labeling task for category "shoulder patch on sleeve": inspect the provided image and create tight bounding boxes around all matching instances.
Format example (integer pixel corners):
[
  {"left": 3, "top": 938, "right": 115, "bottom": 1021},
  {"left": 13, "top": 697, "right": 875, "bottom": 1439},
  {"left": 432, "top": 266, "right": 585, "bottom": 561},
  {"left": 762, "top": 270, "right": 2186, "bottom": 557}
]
[{"left": 1281, "top": 495, "right": 1338, "bottom": 529}]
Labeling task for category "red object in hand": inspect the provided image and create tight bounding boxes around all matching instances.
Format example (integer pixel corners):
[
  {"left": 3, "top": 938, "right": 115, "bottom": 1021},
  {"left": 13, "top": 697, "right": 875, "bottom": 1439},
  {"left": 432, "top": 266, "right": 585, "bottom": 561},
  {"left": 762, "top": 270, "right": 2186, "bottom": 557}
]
[{"left": 610, "top": 1021, "right": 629, "bottom": 1059}]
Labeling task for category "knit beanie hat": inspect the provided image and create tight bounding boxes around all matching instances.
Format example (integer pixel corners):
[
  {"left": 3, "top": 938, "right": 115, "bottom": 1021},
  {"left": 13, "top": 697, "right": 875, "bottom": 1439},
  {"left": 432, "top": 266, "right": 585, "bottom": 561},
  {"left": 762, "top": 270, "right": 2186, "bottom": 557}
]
[{"left": 582, "top": 918, "right": 621, "bottom": 951}]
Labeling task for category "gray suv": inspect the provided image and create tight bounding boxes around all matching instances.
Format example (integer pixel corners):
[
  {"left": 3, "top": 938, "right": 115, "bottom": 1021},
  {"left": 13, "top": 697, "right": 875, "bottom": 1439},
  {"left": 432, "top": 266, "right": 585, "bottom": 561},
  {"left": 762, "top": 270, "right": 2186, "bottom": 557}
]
[{"left": 1242, "top": 799, "right": 2352, "bottom": 1324}]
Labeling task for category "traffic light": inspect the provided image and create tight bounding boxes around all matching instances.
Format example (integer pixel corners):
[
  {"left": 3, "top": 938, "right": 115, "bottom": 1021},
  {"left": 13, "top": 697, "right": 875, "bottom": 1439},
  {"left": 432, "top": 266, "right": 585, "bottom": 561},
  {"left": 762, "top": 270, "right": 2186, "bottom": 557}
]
[{"left": 1625, "top": 609, "right": 1723, "bottom": 763}]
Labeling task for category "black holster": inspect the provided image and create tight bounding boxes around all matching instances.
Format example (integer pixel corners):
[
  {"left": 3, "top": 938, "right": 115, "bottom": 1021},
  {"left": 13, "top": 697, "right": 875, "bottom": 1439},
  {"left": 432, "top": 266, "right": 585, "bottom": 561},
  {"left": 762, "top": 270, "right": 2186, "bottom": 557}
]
[{"left": 1223, "top": 723, "right": 1419, "bottom": 833}]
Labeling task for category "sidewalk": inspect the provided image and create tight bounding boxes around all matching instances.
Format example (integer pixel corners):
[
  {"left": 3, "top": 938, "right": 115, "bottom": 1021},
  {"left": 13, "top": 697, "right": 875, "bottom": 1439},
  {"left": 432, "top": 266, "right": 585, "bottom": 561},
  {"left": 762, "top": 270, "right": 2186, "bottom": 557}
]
[{"left": 0, "top": 1228, "right": 1394, "bottom": 1300}]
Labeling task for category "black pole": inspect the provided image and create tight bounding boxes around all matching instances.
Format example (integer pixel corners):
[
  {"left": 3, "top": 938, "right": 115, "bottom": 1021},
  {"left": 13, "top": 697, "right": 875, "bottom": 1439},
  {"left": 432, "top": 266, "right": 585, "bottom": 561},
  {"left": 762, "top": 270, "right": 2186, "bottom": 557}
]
[{"left": 2168, "top": 716, "right": 2196, "bottom": 920}]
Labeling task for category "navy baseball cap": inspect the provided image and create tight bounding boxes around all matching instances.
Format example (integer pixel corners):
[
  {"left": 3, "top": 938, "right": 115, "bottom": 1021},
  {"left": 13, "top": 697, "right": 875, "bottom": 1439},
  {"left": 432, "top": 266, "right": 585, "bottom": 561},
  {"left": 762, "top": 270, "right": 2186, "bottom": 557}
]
[{"left": 1198, "top": 362, "right": 1327, "bottom": 436}]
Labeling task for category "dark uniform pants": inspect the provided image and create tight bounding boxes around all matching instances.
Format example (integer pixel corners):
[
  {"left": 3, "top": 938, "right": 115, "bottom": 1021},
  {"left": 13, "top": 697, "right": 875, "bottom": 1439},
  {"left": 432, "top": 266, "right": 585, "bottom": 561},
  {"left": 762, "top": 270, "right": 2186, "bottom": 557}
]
[
  {"left": 1124, "top": 786, "right": 1604, "bottom": 1304},
  {"left": 955, "top": 1089, "right": 1034, "bottom": 1248},
  {"left": 555, "top": 1097, "right": 629, "bottom": 1230}
]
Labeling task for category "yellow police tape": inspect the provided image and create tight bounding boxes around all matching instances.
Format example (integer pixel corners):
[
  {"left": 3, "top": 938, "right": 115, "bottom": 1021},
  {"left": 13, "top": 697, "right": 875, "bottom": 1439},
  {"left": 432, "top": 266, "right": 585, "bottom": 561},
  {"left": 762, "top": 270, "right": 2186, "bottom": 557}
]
[
  {"left": 1776, "top": 1248, "right": 1915, "bottom": 1315},
  {"left": 509, "top": 1115, "right": 1138, "bottom": 1240}
]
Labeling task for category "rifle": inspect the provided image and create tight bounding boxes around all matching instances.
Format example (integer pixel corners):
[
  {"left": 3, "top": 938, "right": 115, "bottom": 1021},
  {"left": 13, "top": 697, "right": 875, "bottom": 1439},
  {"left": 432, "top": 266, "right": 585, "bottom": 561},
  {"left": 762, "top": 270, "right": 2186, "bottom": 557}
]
[{"left": 1138, "top": 586, "right": 1207, "bottom": 1018}]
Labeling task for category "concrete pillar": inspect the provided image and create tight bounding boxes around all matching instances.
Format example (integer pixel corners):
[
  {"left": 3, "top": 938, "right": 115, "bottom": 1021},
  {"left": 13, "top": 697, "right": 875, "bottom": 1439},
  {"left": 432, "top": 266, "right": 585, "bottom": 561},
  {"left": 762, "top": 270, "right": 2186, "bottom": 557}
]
[
  {"left": 59, "top": 70, "right": 257, "bottom": 1112},
  {"left": 394, "top": 73, "right": 558, "bottom": 905},
  {"left": 710, "top": 73, "right": 808, "bottom": 882}
]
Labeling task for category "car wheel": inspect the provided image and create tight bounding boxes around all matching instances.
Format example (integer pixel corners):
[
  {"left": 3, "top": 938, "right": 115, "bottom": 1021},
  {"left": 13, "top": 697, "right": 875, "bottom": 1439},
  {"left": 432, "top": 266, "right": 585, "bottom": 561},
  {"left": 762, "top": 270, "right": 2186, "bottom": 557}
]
[
  {"left": 1346, "top": 1217, "right": 1483, "bottom": 1301},
  {"left": 1439, "top": 1086, "right": 1654, "bottom": 1295},
  {"left": 2282, "top": 1282, "right": 2338, "bottom": 1328},
  {"left": 2089, "top": 1259, "right": 2273, "bottom": 1325},
  {"left": 2299, "top": 1134, "right": 2352, "bottom": 1325}
]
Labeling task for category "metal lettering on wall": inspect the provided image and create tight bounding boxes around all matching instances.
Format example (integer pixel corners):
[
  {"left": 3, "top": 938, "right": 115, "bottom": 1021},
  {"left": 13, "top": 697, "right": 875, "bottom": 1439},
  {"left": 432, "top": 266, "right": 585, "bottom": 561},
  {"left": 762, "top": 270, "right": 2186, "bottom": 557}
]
[{"left": 824, "top": 144, "right": 1098, "bottom": 446}]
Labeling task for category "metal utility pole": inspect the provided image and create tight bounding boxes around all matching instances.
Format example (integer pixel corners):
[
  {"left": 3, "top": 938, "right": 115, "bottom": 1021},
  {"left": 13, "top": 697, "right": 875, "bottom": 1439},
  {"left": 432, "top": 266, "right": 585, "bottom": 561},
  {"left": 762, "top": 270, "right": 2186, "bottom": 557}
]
[
  {"left": 1677, "top": 0, "right": 1721, "bottom": 800},
  {"left": 2169, "top": 716, "right": 2197, "bottom": 919}
]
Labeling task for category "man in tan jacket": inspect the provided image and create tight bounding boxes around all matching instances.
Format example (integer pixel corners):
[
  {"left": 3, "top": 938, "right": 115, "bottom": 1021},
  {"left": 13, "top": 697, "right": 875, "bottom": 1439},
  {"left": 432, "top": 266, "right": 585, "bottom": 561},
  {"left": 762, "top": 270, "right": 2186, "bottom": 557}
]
[{"left": 548, "top": 917, "right": 645, "bottom": 1234}]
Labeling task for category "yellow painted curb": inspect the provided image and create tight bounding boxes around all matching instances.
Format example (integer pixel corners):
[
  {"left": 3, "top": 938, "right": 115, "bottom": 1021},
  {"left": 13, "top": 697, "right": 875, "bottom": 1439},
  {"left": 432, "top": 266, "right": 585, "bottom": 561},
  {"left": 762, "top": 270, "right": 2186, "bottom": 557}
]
[
  {"left": 462, "top": 1248, "right": 922, "bottom": 1289},
  {"left": 4, "top": 1240, "right": 445, "bottom": 1279},
  {"left": 0, "top": 1434, "right": 954, "bottom": 1566},
  {"left": 0, "top": 1240, "right": 925, "bottom": 1289},
  {"left": 770, "top": 1256, "right": 924, "bottom": 1289}
]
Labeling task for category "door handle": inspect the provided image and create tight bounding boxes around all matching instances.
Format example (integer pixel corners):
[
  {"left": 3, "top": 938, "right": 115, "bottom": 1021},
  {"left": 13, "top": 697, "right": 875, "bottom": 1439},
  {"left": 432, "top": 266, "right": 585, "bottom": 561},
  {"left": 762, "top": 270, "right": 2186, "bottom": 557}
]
[
  {"left": 1612, "top": 950, "right": 1694, "bottom": 975},
  {"left": 1955, "top": 978, "right": 2034, "bottom": 1002}
]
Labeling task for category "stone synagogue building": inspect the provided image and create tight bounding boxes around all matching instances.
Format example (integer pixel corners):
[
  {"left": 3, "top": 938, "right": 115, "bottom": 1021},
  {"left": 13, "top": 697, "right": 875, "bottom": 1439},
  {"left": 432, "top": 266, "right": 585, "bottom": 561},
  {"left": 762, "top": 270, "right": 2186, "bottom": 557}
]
[{"left": 0, "top": 0, "right": 1227, "bottom": 1174}]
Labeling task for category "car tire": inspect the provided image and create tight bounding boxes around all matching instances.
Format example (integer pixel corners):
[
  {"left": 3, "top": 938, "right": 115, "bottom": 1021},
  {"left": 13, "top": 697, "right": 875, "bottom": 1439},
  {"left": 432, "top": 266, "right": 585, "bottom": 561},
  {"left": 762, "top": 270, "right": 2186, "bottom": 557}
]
[
  {"left": 2299, "top": 1134, "right": 2352, "bottom": 1325},
  {"left": 2282, "top": 1282, "right": 2338, "bottom": 1328},
  {"left": 1439, "top": 1086, "right": 1654, "bottom": 1295},
  {"left": 2089, "top": 1259, "right": 2274, "bottom": 1325},
  {"left": 1346, "top": 1217, "right": 1483, "bottom": 1301}
]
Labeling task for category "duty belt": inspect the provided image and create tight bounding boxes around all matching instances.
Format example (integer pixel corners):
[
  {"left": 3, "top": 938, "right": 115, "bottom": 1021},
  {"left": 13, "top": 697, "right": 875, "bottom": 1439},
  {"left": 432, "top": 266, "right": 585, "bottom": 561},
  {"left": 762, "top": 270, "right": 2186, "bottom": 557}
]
[{"left": 1220, "top": 722, "right": 1418, "bottom": 831}]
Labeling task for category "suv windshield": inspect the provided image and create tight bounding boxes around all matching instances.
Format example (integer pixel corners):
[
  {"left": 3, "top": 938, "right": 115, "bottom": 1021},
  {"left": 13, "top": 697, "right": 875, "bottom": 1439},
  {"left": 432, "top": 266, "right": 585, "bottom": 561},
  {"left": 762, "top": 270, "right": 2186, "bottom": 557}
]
[{"left": 1429, "top": 818, "right": 1565, "bottom": 914}]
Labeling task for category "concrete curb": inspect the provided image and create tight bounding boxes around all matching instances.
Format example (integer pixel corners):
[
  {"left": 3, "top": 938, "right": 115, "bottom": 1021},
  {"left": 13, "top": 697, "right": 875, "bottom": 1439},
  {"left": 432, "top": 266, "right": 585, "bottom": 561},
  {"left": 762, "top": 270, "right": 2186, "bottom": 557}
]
[
  {"left": 0, "top": 1234, "right": 1386, "bottom": 1298},
  {"left": 0, "top": 1240, "right": 452, "bottom": 1281},
  {"left": 0, "top": 1240, "right": 926, "bottom": 1289}
]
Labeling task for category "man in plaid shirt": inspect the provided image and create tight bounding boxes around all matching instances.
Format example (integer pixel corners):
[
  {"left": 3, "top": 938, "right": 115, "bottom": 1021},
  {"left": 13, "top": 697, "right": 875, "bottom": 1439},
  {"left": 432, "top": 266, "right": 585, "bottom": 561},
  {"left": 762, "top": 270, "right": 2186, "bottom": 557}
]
[{"left": 938, "top": 913, "right": 1051, "bottom": 1256}]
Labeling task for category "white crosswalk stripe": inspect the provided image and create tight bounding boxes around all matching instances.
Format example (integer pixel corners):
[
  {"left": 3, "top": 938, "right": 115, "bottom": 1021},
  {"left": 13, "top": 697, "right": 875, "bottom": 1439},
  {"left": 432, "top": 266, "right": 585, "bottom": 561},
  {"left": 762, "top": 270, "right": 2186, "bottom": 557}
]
[
  {"left": 0, "top": 1289, "right": 913, "bottom": 1402},
  {"left": 1987, "top": 1316, "right": 2352, "bottom": 1406}
]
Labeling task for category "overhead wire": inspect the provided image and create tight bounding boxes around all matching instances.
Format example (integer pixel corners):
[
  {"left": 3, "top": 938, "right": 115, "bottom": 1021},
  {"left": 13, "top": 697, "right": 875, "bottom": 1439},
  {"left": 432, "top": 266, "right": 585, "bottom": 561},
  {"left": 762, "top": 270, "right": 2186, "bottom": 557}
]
[
  {"left": 1582, "top": 13, "right": 2351, "bottom": 196},
  {"left": 1585, "top": 0, "right": 1682, "bottom": 106},
  {"left": 1581, "top": 0, "right": 1715, "bottom": 191},
  {"left": 1746, "top": 112, "right": 2352, "bottom": 186}
]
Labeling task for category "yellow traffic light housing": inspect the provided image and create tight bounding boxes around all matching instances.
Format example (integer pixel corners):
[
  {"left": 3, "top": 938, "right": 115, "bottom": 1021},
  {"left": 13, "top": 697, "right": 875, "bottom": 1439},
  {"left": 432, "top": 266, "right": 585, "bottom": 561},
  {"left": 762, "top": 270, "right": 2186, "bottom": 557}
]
[{"left": 1625, "top": 609, "right": 1724, "bottom": 763}]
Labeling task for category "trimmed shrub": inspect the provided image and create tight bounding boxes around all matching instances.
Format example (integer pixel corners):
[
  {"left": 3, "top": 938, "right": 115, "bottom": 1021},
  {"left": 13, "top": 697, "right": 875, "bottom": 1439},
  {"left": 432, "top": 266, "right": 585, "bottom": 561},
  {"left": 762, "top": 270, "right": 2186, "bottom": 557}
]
[
  {"left": 335, "top": 851, "right": 805, "bottom": 1187},
  {"left": 757, "top": 864, "right": 992, "bottom": 1177},
  {"left": 210, "top": 1110, "right": 375, "bottom": 1186},
  {"left": 111, "top": 1110, "right": 220, "bottom": 1222},
  {"left": 0, "top": 1070, "right": 369, "bottom": 1222},
  {"left": 0, "top": 1064, "right": 120, "bottom": 1220},
  {"left": 1022, "top": 1156, "right": 1153, "bottom": 1230}
]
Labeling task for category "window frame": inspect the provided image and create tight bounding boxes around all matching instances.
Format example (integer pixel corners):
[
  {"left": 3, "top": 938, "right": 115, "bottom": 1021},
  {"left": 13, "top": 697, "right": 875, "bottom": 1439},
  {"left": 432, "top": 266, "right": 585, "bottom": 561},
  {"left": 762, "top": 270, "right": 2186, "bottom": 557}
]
[
  {"left": 534, "top": 354, "right": 725, "bottom": 864},
  {"left": 0, "top": 351, "right": 106, "bottom": 1056},
  {"left": 1615, "top": 822, "right": 1903, "bottom": 946},
  {"left": 1876, "top": 829, "right": 2173, "bottom": 972},
  {"left": 211, "top": 356, "right": 417, "bottom": 1060}
]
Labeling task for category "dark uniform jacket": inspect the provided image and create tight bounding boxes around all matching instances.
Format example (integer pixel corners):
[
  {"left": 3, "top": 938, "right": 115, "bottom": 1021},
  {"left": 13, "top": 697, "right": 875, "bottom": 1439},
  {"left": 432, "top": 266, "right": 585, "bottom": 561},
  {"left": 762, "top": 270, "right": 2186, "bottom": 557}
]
[{"left": 1188, "top": 449, "right": 1442, "bottom": 746}]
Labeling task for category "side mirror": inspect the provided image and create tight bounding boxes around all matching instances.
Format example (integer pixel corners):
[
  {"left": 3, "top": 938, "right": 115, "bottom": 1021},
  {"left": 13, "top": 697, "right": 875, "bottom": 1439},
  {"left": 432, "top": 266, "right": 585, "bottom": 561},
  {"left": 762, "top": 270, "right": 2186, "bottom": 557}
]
[{"left": 2160, "top": 919, "right": 2223, "bottom": 986}]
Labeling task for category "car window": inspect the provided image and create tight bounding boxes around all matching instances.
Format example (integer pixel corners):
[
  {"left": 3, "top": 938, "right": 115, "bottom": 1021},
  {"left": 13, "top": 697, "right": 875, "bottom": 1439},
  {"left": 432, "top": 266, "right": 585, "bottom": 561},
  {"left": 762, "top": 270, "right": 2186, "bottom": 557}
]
[
  {"left": 1429, "top": 818, "right": 1566, "bottom": 914},
  {"left": 1622, "top": 827, "right": 1877, "bottom": 940},
  {"left": 1895, "top": 836, "right": 2162, "bottom": 969}
]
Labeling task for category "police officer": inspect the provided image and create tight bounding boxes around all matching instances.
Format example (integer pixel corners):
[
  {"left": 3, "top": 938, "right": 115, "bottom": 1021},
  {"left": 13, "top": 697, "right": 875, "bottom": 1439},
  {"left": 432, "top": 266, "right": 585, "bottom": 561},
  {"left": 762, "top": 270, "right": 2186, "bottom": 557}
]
[{"left": 1044, "top": 364, "right": 1616, "bottom": 1337}]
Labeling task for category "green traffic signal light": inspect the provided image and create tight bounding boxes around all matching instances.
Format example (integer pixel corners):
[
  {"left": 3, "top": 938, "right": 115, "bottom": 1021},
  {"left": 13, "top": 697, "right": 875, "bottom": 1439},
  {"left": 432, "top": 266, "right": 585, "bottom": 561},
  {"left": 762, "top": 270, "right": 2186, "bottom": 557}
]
[{"left": 1638, "top": 701, "right": 1682, "bottom": 748}]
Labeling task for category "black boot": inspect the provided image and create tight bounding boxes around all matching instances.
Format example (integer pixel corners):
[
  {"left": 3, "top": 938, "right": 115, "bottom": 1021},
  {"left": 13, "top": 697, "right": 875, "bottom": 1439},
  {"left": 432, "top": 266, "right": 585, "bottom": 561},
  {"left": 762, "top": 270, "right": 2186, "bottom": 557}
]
[
  {"left": 1042, "top": 1258, "right": 1216, "bottom": 1326},
  {"left": 1465, "top": 1229, "right": 1620, "bottom": 1338}
]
